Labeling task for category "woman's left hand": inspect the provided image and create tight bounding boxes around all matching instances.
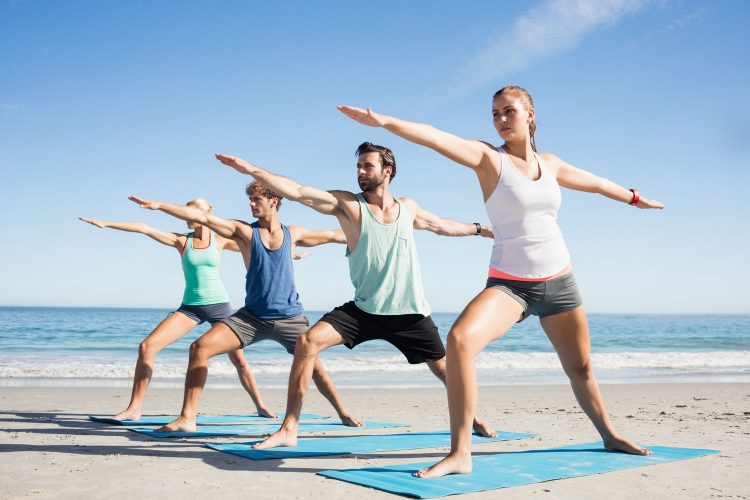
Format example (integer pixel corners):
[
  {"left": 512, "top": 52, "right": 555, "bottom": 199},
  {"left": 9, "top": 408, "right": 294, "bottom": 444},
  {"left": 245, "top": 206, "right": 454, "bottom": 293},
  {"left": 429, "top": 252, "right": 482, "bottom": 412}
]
[{"left": 636, "top": 197, "right": 665, "bottom": 209}]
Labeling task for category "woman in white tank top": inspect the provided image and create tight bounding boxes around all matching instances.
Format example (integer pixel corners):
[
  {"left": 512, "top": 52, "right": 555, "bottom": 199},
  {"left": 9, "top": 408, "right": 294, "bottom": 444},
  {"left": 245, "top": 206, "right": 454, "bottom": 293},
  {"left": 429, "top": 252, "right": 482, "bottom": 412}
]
[{"left": 339, "top": 86, "right": 663, "bottom": 478}]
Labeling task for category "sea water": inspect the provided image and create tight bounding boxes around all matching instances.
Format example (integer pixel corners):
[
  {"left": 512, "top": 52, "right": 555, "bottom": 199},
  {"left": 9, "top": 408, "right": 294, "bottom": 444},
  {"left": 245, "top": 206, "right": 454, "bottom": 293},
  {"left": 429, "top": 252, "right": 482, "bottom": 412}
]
[{"left": 0, "top": 307, "right": 748, "bottom": 388}]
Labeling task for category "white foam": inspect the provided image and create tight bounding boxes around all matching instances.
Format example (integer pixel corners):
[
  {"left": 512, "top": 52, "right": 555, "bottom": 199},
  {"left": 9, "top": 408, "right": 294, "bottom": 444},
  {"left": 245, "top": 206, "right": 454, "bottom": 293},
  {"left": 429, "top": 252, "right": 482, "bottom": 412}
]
[{"left": 1, "top": 351, "right": 748, "bottom": 379}]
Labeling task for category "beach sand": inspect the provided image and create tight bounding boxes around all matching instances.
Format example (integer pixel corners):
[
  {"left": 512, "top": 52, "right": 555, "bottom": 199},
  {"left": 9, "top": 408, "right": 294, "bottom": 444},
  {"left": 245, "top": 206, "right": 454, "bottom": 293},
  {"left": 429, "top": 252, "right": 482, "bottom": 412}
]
[{"left": 1, "top": 383, "right": 747, "bottom": 499}]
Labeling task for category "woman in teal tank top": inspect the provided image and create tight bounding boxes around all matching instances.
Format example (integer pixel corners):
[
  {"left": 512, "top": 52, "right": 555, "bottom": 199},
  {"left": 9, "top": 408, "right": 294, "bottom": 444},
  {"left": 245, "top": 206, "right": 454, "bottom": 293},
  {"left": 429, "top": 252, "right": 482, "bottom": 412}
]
[{"left": 80, "top": 198, "right": 276, "bottom": 421}]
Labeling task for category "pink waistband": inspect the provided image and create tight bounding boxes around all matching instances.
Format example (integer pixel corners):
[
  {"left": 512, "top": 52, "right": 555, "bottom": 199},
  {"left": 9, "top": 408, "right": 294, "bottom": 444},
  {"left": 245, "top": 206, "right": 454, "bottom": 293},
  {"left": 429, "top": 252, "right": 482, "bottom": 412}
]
[{"left": 487, "top": 263, "right": 572, "bottom": 282}]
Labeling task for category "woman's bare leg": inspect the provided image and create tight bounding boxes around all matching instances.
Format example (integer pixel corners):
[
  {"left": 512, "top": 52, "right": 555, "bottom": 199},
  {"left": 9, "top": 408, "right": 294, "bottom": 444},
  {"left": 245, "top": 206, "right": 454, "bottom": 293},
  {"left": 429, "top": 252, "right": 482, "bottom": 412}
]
[
  {"left": 540, "top": 307, "right": 651, "bottom": 455},
  {"left": 226, "top": 348, "right": 277, "bottom": 418},
  {"left": 114, "top": 312, "right": 197, "bottom": 421},
  {"left": 415, "top": 289, "right": 524, "bottom": 478}
]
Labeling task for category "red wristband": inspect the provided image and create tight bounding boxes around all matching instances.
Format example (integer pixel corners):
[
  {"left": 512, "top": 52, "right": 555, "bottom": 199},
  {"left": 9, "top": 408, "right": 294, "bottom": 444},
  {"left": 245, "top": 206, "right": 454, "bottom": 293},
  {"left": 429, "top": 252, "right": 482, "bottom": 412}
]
[{"left": 629, "top": 188, "right": 640, "bottom": 206}]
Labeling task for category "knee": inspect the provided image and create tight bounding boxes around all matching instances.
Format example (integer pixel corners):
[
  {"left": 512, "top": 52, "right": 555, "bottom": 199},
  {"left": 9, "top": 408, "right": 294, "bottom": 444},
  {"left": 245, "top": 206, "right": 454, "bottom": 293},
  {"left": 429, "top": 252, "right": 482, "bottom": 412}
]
[
  {"left": 446, "top": 327, "right": 477, "bottom": 357},
  {"left": 294, "top": 331, "right": 321, "bottom": 358},
  {"left": 138, "top": 340, "right": 156, "bottom": 359},
  {"left": 189, "top": 340, "right": 209, "bottom": 361},
  {"left": 564, "top": 358, "right": 593, "bottom": 382}
]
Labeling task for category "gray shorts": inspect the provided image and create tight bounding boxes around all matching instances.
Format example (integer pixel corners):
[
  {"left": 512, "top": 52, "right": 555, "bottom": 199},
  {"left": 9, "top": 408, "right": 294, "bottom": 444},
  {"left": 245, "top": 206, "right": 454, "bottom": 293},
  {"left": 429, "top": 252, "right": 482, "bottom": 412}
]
[
  {"left": 219, "top": 307, "right": 310, "bottom": 353},
  {"left": 485, "top": 272, "right": 583, "bottom": 322},
  {"left": 174, "top": 302, "right": 233, "bottom": 325}
]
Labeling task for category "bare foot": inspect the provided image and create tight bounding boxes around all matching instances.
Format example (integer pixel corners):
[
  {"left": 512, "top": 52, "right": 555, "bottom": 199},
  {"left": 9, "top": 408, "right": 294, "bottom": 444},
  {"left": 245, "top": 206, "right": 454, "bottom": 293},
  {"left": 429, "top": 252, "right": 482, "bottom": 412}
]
[
  {"left": 113, "top": 409, "right": 141, "bottom": 421},
  {"left": 252, "top": 428, "right": 298, "bottom": 449},
  {"left": 154, "top": 417, "right": 196, "bottom": 433},
  {"left": 472, "top": 417, "right": 497, "bottom": 438},
  {"left": 604, "top": 435, "right": 652, "bottom": 455},
  {"left": 256, "top": 407, "right": 278, "bottom": 419},
  {"left": 413, "top": 452, "right": 473, "bottom": 479},
  {"left": 340, "top": 413, "right": 364, "bottom": 427}
]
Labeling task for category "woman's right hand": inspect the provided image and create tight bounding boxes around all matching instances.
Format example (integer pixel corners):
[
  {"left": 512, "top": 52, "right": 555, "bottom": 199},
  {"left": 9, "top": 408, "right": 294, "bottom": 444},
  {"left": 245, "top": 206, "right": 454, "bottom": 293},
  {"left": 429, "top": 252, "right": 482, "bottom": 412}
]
[
  {"left": 128, "top": 196, "right": 162, "bottom": 210},
  {"left": 79, "top": 217, "right": 106, "bottom": 228},
  {"left": 337, "top": 105, "right": 387, "bottom": 127}
]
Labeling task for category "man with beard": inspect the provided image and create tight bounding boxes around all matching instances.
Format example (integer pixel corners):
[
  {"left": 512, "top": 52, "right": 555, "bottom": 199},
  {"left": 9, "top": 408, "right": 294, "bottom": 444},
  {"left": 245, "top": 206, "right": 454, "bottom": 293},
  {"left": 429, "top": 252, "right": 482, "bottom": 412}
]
[
  {"left": 214, "top": 142, "right": 496, "bottom": 450},
  {"left": 127, "top": 181, "right": 362, "bottom": 432}
]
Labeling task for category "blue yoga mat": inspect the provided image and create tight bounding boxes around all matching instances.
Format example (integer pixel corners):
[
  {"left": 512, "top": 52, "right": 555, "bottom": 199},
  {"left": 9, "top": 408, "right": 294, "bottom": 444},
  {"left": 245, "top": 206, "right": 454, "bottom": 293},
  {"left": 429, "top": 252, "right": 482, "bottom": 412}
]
[
  {"left": 319, "top": 442, "right": 719, "bottom": 498},
  {"left": 89, "top": 413, "right": 326, "bottom": 426},
  {"left": 206, "top": 430, "right": 535, "bottom": 460},
  {"left": 129, "top": 420, "right": 406, "bottom": 438}
]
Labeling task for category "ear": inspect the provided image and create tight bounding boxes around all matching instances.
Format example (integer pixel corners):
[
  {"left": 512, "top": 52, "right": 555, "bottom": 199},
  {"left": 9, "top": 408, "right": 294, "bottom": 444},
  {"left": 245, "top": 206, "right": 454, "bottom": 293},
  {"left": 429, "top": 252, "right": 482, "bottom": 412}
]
[{"left": 527, "top": 106, "right": 535, "bottom": 123}]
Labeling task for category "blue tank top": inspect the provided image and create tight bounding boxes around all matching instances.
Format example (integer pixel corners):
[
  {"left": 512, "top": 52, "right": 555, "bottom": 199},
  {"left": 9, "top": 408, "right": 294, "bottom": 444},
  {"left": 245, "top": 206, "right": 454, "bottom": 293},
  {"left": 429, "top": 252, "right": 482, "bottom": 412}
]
[{"left": 244, "top": 222, "right": 304, "bottom": 319}]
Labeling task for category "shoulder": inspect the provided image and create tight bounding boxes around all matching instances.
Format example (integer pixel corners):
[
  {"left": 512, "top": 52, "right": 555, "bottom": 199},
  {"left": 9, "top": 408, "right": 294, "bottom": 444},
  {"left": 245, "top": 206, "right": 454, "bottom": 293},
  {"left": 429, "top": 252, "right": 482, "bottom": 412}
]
[
  {"left": 398, "top": 196, "right": 420, "bottom": 213},
  {"left": 229, "top": 219, "right": 255, "bottom": 239},
  {"left": 231, "top": 219, "right": 254, "bottom": 229},
  {"left": 474, "top": 141, "right": 503, "bottom": 171},
  {"left": 286, "top": 225, "right": 312, "bottom": 242},
  {"left": 538, "top": 151, "right": 560, "bottom": 161},
  {"left": 476, "top": 140, "right": 500, "bottom": 152},
  {"left": 328, "top": 189, "right": 358, "bottom": 202},
  {"left": 538, "top": 151, "right": 564, "bottom": 174}
]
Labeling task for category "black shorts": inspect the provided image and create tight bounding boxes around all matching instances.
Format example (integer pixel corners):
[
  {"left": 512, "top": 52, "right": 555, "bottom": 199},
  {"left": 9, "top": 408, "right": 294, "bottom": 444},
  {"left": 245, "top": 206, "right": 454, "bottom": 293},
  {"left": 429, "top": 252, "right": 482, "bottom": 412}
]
[{"left": 319, "top": 301, "right": 446, "bottom": 364}]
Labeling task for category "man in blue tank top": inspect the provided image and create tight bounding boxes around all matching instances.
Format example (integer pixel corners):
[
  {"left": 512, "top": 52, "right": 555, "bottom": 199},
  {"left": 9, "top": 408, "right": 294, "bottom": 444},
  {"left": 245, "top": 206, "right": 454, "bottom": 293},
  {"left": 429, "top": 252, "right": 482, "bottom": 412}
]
[
  {"left": 129, "top": 182, "right": 362, "bottom": 433},
  {"left": 214, "top": 143, "right": 495, "bottom": 450}
]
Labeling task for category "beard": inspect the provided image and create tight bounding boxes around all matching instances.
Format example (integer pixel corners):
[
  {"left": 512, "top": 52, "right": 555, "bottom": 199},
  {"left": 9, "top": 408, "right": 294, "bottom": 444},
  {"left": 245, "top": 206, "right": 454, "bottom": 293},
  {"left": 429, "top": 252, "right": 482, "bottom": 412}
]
[{"left": 358, "top": 173, "right": 387, "bottom": 192}]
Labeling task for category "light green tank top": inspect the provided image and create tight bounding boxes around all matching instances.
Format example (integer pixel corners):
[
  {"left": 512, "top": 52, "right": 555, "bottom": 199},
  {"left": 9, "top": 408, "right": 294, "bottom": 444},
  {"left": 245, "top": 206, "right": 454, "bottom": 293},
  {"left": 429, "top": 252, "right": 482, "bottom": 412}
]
[
  {"left": 181, "top": 232, "right": 230, "bottom": 305},
  {"left": 346, "top": 194, "right": 431, "bottom": 316}
]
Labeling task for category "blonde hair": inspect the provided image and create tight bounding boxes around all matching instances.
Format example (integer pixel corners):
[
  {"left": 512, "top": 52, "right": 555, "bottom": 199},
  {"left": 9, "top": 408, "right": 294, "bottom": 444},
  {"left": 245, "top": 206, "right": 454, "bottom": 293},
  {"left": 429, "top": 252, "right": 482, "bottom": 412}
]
[
  {"left": 493, "top": 85, "right": 537, "bottom": 152},
  {"left": 186, "top": 198, "right": 214, "bottom": 213}
]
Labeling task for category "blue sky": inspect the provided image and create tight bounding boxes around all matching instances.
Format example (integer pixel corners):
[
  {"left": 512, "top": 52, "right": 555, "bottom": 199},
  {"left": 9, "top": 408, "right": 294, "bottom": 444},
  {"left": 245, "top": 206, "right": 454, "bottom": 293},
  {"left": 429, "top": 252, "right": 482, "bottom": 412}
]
[{"left": 1, "top": 0, "right": 748, "bottom": 313}]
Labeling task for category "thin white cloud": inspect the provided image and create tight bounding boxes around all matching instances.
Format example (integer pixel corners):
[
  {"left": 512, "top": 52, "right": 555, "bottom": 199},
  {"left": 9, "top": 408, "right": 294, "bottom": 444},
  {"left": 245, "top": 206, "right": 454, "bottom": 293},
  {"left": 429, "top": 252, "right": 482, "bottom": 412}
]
[
  {"left": 0, "top": 102, "right": 25, "bottom": 111},
  {"left": 662, "top": 5, "right": 710, "bottom": 32},
  {"left": 430, "top": 0, "right": 656, "bottom": 103}
]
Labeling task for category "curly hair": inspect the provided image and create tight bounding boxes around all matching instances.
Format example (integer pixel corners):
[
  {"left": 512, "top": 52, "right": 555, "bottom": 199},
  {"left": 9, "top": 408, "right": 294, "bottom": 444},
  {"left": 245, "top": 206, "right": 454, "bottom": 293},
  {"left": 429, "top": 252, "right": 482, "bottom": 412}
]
[{"left": 245, "top": 181, "right": 282, "bottom": 210}]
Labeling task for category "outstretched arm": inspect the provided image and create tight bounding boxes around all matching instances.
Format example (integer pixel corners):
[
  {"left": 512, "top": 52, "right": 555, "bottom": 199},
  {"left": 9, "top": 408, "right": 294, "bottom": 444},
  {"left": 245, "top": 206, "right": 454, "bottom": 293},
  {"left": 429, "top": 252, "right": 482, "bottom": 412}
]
[
  {"left": 290, "top": 227, "right": 347, "bottom": 247},
  {"left": 337, "top": 105, "right": 492, "bottom": 170},
  {"left": 403, "top": 199, "right": 493, "bottom": 238},
  {"left": 78, "top": 217, "right": 184, "bottom": 249},
  {"left": 215, "top": 154, "right": 344, "bottom": 215},
  {"left": 127, "top": 196, "right": 241, "bottom": 238},
  {"left": 545, "top": 153, "right": 664, "bottom": 209}
]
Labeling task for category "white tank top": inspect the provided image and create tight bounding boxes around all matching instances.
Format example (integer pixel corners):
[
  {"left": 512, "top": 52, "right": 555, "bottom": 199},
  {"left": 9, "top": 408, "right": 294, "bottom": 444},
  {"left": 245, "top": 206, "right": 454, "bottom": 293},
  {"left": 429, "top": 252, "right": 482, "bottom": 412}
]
[{"left": 484, "top": 148, "right": 571, "bottom": 279}]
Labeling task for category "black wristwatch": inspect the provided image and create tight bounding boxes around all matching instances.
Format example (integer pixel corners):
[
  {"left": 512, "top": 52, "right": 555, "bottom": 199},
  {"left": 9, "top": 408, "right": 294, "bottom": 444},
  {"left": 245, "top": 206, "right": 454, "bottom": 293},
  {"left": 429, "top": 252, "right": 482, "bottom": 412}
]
[{"left": 474, "top": 222, "right": 481, "bottom": 235}]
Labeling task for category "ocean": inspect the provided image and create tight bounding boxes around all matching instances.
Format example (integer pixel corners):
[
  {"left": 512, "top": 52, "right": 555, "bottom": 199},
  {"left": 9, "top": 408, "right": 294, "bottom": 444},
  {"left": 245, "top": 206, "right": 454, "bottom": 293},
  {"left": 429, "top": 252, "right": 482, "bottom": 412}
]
[{"left": 0, "top": 307, "right": 748, "bottom": 388}]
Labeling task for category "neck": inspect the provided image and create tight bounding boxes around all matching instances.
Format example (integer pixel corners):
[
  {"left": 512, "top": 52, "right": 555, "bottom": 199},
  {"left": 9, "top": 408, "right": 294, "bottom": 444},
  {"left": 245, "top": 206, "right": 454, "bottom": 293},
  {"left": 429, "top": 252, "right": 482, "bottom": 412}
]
[
  {"left": 193, "top": 225, "right": 208, "bottom": 239},
  {"left": 362, "top": 184, "right": 393, "bottom": 208},
  {"left": 256, "top": 212, "right": 281, "bottom": 231},
  {"left": 502, "top": 140, "right": 534, "bottom": 161}
]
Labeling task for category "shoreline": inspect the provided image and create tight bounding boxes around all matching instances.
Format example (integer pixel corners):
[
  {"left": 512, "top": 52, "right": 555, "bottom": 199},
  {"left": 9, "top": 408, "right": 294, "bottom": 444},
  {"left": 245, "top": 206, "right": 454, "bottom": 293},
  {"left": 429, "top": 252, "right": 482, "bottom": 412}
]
[
  {"left": 2, "top": 383, "right": 747, "bottom": 499},
  {"left": 2, "top": 373, "right": 750, "bottom": 389}
]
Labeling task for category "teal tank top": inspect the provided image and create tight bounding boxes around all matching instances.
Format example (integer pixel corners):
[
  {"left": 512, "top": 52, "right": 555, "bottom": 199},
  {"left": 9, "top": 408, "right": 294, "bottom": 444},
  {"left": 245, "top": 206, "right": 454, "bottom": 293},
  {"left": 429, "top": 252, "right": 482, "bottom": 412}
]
[
  {"left": 181, "top": 232, "right": 230, "bottom": 305},
  {"left": 346, "top": 194, "right": 431, "bottom": 316}
]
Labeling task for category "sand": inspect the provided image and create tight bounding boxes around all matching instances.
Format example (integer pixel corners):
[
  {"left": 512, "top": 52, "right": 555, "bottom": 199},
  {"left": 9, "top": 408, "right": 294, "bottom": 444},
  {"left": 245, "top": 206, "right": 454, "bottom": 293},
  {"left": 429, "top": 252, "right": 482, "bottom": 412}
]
[{"left": 1, "top": 383, "right": 748, "bottom": 499}]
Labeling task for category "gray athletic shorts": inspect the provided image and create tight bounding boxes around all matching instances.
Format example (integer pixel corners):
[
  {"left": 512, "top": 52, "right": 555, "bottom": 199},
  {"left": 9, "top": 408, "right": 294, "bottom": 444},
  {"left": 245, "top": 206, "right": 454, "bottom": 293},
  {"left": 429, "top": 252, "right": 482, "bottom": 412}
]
[
  {"left": 174, "top": 302, "right": 233, "bottom": 325},
  {"left": 219, "top": 307, "right": 310, "bottom": 353},
  {"left": 485, "top": 272, "right": 583, "bottom": 322}
]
